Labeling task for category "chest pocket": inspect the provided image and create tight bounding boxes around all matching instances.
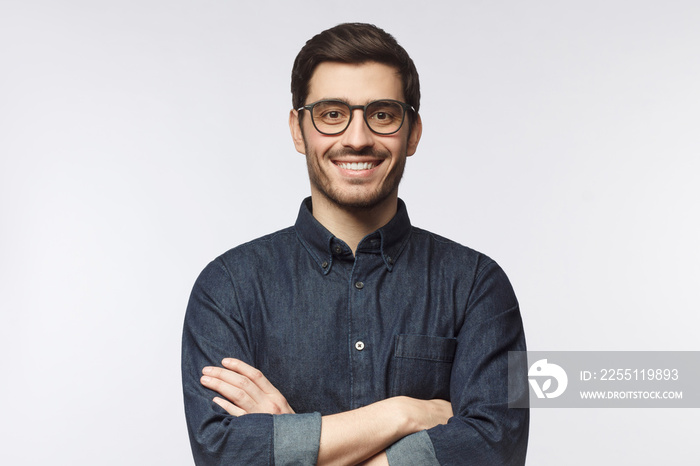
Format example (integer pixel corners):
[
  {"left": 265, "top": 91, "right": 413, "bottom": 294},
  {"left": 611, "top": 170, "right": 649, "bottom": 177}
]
[{"left": 390, "top": 334, "right": 457, "bottom": 400}]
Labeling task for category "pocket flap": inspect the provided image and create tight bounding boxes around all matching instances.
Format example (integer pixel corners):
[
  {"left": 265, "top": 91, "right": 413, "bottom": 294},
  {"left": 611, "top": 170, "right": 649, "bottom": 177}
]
[{"left": 394, "top": 334, "right": 457, "bottom": 363}]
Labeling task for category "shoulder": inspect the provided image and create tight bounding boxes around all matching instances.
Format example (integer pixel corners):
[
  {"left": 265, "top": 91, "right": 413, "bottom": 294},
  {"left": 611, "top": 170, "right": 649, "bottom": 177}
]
[
  {"left": 405, "top": 226, "right": 519, "bottom": 321},
  {"left": 220, "top": 226, "right": 297, "bottom": 258},
  {"left": 408, "top": 226, "right": 499, "bottom": 277},
  {"left": 196, "top": 226, "right": 297, "bottom": 281}
]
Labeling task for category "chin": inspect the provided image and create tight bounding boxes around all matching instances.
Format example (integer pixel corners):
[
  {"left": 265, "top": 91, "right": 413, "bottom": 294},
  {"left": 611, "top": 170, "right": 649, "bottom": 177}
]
[
  {"left": 320, "top": 186, "right": 397, "bottom": 210},
  {"left": 307, "top": 158, "right": 405, "bottom": 211}
]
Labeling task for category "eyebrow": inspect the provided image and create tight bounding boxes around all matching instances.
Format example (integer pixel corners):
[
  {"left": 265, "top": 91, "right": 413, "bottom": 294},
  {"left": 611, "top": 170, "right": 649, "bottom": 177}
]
[
  {"left": 314, "top": 98, "right": 392, "bottom": 105},
  {"left": 319, "top": 97, "right": 360, "bottom": 105}
]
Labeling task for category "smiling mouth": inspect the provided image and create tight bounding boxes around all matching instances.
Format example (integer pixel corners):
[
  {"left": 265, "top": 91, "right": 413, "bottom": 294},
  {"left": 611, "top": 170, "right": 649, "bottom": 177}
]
[{"left": 334, "top": 161, "right": 382, "bottom": 170}]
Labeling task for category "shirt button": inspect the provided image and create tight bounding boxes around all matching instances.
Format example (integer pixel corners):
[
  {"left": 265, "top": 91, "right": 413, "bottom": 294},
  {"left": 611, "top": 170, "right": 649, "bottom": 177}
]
[
  {"left": 321, "top": 261, "right": 329, "bottom": 269},
  {"left": 355, "top": 341, "right": 365, "bottom": 351},
  {"left": 333, "top": 245, "right": 342, "bottom": 254},
  {"left": 387, "top": 256, "right": 394, "bottom": 265},
  {"left": 355, "top": 281, "right": 364, "bottom": 290}
]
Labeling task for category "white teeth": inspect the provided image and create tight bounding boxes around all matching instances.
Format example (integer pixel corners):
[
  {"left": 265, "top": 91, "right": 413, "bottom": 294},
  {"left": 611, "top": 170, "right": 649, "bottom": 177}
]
[{"left": 337, "top": 162, "right": 375, "bottom": 170}]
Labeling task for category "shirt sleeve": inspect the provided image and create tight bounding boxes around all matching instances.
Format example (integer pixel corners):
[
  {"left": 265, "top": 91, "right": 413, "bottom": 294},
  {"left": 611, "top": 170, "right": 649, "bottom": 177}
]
[
  {"left": 408, "top": 259, "right": 529, "bottom": 466},
  {"left": 181, "top": 259, "right": 322, "bottom": 465},
  {"left": 386, "top": 431, "right": 440, "bottom": 465}
]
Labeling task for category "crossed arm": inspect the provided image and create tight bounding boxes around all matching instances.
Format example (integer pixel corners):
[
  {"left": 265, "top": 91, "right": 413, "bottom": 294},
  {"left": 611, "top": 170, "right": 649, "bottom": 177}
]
[
  {"left": 183, "top": 259, "right": 529, "bottom": 465},
  {"left": 200, "top": 358, "right": 453, "bottom": 466}
]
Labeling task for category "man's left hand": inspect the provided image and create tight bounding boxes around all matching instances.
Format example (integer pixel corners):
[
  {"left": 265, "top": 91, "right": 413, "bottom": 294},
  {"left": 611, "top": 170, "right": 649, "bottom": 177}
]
[{"left": 200, "top": 358, "right": 295, "bottom": 416}]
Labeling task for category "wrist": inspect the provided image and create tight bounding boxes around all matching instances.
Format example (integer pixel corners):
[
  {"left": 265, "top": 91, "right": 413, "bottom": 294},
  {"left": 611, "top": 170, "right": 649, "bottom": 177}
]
[{"left": 387, "top": 396, "right": 421, "bottom": 436}]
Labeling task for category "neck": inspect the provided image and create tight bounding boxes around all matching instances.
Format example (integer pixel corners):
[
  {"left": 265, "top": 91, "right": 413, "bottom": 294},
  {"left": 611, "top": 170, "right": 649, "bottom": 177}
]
[{"left": 310, "top": 193, "right": 398, "bottom": 255}]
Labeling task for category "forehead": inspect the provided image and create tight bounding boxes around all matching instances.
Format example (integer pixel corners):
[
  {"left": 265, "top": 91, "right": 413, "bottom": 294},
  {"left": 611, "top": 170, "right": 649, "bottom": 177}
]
[{"left": 307, "top": 61, "right": 404, "bottom": 103}]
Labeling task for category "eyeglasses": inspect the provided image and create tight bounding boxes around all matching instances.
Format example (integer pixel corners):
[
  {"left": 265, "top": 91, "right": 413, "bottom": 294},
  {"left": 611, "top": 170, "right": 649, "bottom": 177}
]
[{"left": 297, "top": 99, "right": 415, "bottom": 135}]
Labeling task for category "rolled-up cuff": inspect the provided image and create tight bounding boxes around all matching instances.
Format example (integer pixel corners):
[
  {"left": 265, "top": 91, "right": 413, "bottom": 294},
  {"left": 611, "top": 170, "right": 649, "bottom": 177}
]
[
  {"left": 273, "top": 412, "right": 322, "bottom": 465},
  {"left": 386, "top": 430, "right": 440, "bottom": 466}
]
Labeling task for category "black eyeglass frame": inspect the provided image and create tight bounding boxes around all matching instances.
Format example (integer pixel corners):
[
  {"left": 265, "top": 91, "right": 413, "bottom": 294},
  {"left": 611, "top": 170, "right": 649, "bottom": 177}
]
[{"left": 297, "top": 99, "right": 416, "bottom": 136}]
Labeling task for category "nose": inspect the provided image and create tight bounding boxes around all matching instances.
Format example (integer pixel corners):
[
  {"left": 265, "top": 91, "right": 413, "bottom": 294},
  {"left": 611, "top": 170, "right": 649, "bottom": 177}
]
[{"left": 340, "top": 109, "right": 374, "bottom": 151}]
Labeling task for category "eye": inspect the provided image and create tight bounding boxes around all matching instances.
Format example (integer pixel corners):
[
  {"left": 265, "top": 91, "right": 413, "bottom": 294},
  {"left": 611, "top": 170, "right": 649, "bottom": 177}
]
[
  {"left": 324, "top": 110, "right": 343, "bottom": 120},
  {"left": 368, "top": 109, "right": 398, "bottom": 125},
  {"left": 313, "top": 101, "right": 350, "bottom": 126},
  {"left": 366, "top": 101, "right": 403, "bottom": 126}
]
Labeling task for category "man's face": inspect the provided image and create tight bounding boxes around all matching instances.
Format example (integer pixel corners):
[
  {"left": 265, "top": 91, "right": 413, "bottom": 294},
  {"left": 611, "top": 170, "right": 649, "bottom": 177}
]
[{"left": 290, "top": 61, "right": 422, "bottom": 210}]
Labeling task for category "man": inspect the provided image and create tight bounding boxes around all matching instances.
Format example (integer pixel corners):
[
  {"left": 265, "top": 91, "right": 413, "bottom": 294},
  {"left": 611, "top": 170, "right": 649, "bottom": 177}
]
[{"left": 182, "top": 23, "right": 529, "bottom": 465}]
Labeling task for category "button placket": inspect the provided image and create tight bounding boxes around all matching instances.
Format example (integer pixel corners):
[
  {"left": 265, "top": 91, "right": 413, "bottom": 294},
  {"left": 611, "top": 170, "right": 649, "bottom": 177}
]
[{"left": 348, "top": 255, "right": 372, "bottom": 408}]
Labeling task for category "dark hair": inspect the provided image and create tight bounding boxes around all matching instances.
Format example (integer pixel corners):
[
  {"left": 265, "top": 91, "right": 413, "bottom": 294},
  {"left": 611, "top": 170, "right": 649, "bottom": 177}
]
[{"left": 291, "top": 23, "right": 420, "bottom": 114}]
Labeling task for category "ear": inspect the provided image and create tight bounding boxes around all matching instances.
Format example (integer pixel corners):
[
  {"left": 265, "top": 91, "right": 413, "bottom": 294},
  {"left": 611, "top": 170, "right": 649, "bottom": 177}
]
[
  {"left": 289, "top": 109, "right": 306, "bottom": 155},
  {"left": 406, "top": 113, "right": 422, "bottom": 157}
]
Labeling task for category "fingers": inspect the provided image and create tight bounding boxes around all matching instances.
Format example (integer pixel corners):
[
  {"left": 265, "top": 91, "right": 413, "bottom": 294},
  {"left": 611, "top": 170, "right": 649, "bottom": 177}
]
[
  {"left": 213, "top": 396, "right": 247, "bottom": 416},
  {"left": 200, "top": 367, "right": 263, "bottom": 413},
  {"left": 200, "top": 359, "right": 295, "bottom": 416},
  {"left": 221, "top": 358, "right": 281, "bottom": 395}
]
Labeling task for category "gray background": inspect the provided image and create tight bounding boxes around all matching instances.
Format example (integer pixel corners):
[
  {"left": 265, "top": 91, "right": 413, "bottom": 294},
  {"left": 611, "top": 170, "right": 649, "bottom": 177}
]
[{"left": 1, "top": 1, "right": 698, "bottom": 464}]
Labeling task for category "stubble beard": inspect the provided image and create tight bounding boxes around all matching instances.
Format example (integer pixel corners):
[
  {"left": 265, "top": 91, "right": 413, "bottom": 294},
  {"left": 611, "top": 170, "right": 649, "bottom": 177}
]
[{"left": 304, "top": 143, "right": 406, "bottom": 210}]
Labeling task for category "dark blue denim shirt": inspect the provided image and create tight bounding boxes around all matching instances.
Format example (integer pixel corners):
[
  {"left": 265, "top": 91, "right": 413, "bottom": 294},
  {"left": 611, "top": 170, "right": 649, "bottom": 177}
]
[{"left": 182, "top": 198, "right": 529, "bottom": 465}]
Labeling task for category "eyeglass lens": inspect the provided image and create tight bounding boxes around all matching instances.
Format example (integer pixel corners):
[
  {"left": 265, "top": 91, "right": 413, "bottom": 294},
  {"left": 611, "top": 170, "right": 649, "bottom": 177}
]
[{"left": 311, "top": 101, "right": 406, "bottom": 135}]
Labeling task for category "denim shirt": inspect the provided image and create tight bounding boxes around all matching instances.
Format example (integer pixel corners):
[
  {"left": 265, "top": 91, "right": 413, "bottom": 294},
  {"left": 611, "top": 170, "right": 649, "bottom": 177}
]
[{"left": 182, "top": 198, "right": 529, "bottom": 465}]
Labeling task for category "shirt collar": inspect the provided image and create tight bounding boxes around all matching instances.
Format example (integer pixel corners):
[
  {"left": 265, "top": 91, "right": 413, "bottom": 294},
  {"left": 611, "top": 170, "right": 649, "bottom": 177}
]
[{"left": 294, "top": 197, "right": 412, "bottom": 274}]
